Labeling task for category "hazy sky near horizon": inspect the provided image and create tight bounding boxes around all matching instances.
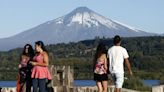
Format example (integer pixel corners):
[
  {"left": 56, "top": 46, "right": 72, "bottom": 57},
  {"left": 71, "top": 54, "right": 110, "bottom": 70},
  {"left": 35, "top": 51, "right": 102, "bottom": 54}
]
[{"left": 0, "top": 0, "right": 163, "bottom": 38}]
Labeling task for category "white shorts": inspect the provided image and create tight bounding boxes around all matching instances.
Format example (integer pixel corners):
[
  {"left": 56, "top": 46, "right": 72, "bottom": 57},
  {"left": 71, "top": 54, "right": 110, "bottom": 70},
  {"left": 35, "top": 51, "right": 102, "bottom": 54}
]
[{"left": 111, "top": 73, "right": 124, "bottom": 88}]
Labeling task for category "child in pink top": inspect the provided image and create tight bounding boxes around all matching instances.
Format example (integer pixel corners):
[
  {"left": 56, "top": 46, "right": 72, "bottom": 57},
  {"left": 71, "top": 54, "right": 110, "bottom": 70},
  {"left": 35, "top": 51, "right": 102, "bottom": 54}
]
[{"left": 93, "top": 43, "right": 108, "bottom": 92}]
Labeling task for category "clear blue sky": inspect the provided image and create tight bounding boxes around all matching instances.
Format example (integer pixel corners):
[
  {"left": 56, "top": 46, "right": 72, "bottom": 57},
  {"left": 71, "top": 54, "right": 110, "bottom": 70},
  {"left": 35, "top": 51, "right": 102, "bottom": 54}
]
[{"left": 0, "top": 0, "right": 164, "bottom": 38}]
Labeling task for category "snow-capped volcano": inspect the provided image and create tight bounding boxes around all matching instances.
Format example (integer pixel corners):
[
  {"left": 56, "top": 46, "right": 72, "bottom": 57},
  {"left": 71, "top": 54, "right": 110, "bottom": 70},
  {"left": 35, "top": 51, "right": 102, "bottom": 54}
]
[
  {"left": 55, "top": 7, "right": 139, "bottom": 31},
  {"left": 55, "top": 7, "right": 142, "bottom": 31},
  {"left": 0, "top": 7, "right": 155, "bottom": 51}
]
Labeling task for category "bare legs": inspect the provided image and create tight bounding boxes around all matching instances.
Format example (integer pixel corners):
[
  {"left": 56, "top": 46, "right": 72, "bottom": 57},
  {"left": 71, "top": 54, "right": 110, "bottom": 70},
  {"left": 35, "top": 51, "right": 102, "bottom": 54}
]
[
  {"left": 115, "top": 88, "right": 121, "bottom": 92},
  {"left": 96, "top": 81, "right": 108, "bottom": 92},
  {"left": 97, "top": 82, "right": 103, "bottom": 92}
]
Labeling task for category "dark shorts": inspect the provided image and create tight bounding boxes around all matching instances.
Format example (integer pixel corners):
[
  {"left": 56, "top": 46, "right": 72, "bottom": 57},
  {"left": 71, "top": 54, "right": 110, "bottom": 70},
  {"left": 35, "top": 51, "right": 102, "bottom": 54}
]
[{"left": 94, "top": 73, "right": 108, "bottom": 82}]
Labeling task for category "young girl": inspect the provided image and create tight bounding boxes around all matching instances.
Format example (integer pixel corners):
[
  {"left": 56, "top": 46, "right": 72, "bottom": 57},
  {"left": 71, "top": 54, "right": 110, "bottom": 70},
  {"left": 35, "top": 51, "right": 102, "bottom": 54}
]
[{"left": 93, "top": 43, "right": 108, "bottom": 92}]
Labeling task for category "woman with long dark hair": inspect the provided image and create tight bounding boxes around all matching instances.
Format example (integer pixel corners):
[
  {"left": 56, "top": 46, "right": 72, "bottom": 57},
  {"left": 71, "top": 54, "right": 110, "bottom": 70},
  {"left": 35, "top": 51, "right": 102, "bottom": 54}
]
[
  {"left": 93, "top": 42, "right": 108, "bottom": 92},
  {"left": 30, "top": 41, "right": 52, "bottom": 92},
  {"left": 16, "top": 44, "right": 34, "bottom": 92}
]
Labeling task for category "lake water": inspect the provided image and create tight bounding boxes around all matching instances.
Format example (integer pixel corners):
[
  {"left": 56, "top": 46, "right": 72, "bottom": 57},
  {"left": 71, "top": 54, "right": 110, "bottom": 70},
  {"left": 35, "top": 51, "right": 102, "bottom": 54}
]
[
  {"left": 143, "top": 80, "right": 160, "bottom": 87},
  {"left": 0, "top": 80, "right": 160, "bottom": 87},
  {"left": 0, "top": 81, "right": 16, "bottom": 87},
  {"left": 74, "top": 80, "right": 160, "bottom": 87}
]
